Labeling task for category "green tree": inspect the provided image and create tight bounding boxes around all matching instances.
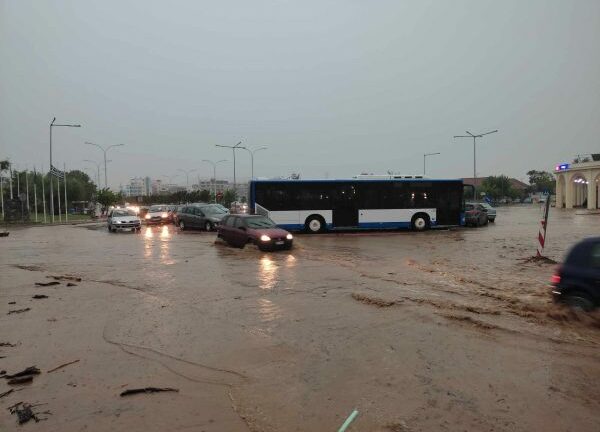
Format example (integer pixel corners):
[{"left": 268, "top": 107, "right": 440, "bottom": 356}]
[
  {"left": 96, "top": 188, "right": 119, "bottom": 208},
  {"left": 526, "top": 170, "right": 555, "bottom": 194},
  {"left": 199, "top": 189, "right": 211, "bottom": 202},
  {"left": 478, "top": 175, "right": 517, "bottom": 200},
  {"left": 222, "top": 189, "right": 236, "bottom": 207}
]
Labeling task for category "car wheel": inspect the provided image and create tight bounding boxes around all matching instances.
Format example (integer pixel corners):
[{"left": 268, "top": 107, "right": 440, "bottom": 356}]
[
  {"left": 108, "top": 225, "right": 114, "bottom": 232},
  {"left": 205, "top": 221, "right": 213, "bottom": 232},
  {"left": 489, "top": 218, "right": 495, "bottom": 223},
  {"left": 564, "top": 292, "right": 595, "bottom": 312},
  {"left": 179, "top": 220, "right": 186, "bottom": 230},
  {"left": 411, "top": 214, "right": 430, "bottom": 231},
  {"left": 484, "top": 218, "right": 489, "bottom": 226},
  {"left": 305, "top": 215, "right": 325, "bottom": 233}
]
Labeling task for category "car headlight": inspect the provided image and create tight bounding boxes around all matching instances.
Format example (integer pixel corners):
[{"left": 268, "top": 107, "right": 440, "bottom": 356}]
[
  {"left": 145, "top": 214, "right": 151, "bottom": 219},
  {"left": 260, "top": 234, "right": 271, "bottom": 242},
  {"left": 286, "top": 233, "right": 293, "bottom": 240},
  {"left": 115, "top": 220, "right": 122, "bottom": 224},
  {"left": 161, "top": 212, "right": 168, "bottom": 218}
]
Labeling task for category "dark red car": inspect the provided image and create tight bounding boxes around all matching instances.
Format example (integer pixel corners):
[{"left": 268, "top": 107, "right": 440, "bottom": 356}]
[{"left": 217, "top": 214, "right": 293, "bottom": 251}]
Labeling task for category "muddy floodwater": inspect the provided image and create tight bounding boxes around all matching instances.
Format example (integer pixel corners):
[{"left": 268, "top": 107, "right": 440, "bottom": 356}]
[{"left": 1, "top": 206, "right": 599, "bottom": 431}]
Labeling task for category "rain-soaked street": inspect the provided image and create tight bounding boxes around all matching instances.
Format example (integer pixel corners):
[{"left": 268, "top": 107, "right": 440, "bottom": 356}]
[{"left": 1, "top": 206, "right": 599, "bottom": 431}]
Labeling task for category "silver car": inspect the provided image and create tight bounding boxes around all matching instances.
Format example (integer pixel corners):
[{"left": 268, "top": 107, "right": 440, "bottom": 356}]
[
  {"left": 475, "top": 202, "right": 497, "bottom": 222},
  {"left": 108, "top": 209, "right": 142, "bottom": 232}
]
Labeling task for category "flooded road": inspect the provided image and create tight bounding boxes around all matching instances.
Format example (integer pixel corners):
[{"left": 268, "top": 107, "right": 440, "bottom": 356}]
[{"left": 1, "top": 206, "right": 599, "bottom": 431}]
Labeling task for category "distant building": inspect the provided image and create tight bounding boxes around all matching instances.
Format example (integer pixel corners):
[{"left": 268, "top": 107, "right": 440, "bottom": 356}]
[
  {"left": 121, "top": 177, "right": 150, "bottom": 197},
  {"left": 192, "top": 179, "right": 229, "bottom": 194},
  {"left": 555, "top": 154, "right": 600, "bottom": 209}
]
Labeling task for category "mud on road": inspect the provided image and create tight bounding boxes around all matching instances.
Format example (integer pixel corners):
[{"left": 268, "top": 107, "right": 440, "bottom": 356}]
[{"left": 1, "top": 206, "right": 599, "bottom": 431}]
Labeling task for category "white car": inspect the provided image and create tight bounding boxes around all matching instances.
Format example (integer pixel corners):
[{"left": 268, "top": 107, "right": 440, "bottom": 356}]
[
  {"left": 144, "top": 205, "right": 171, "bottom": 225},
  {"left": 108, "top": 209, "right": 141, "bottom": 232}
]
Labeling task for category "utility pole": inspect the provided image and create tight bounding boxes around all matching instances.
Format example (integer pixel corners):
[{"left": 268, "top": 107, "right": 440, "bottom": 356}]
[
  {"left": 216, "top": 141, "right": 243, "bottom": 195},
  {"left": 241, "top": 146, "right": 267, "bottom": 179},
  {"left": 202, "top": 159, "right": 227, "bottom": 202},
  {"left": 454, "top": 130, "right": 498, "bottom": 200},
  {"left": 178, "top": 168, "right": 197, "bottom": 192},
  {"left": 84, "top": 141, "right": 124, "bottom": 189},
  {"left": 423, "top": 152, "right": 440, "bottom": 176},
  {"left": 50, "top": 117, "right": 81, "bottom": 222},
  {"left": 83, "top": 159, "right": 102, "bottom": 187}
]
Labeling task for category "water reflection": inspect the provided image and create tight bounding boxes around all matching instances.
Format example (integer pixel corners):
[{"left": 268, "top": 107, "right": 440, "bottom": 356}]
[
  {"left": 144, "top": 227, "right": 154, "bottom": 239},
  {"left": 259, "top": 255, "right": 278, "bottom": 290},
  {"left": 160, "top": 225, "right": 170, "bottom": 239},
  {"left": 257, "top": 298, "right": 281, "bottom": 322}
]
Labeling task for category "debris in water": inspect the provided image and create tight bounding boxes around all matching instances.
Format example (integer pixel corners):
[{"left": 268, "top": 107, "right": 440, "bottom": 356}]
[
  {"left": 35, "top": 281, "right": 60, "bottom": 287},
  {"left": 519, "top": 256, "right": 558, "bottom": 265},
  {"left": 8, "top": 375, "right": 34, "bottom": 385},
  {"left": 8, "top": 301, "right": 16, "bottom": 305},
  {"left": 66, "top": 282, "right": 77, "bottom": 287},
  {"left": 50, "top": 275, "right": 82, "bottom": 282},
  {"left": 120, "top": 387, "right": 179, "bottom": 397},
  {"left": 351, "top": 293, "right": 398, "bottom": 308},
  {"left": 47, "top": 359, "right": 80, "bottom": 373},
  {"left": 0, "top": 342, "right": 17, "bottom": 347},
  {"left": 3, "top": 366, "right": 41, "bottom": 379},
  {"left": 8, "top": 402, "right": 50, "bottom": 424},
  {"left": 0, "top": 389, "right": 14, "bottom": 398},
  {"left": 32, "top": 294, "right": 48, "bottom": 299},
  {"left": 7, "top": 308, "right": 31, "bottom": 315}
]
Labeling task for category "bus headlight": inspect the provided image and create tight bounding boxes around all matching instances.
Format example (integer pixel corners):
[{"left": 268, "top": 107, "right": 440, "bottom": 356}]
[
  {"left": 260, "top": 235, "right": 271, "bottom": 242},
  {"left": 286, "top": 234, "right": 293, "bottom": 240}
]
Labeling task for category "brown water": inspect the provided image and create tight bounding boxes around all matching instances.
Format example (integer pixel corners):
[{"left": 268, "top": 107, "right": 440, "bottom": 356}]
[{"left": 1, "top": 206, "right": 599, "bottom": 431}]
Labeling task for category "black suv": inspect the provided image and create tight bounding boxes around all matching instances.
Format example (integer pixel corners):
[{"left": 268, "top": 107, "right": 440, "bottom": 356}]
[{"left": 551, "top": 237, "right": 600, "bottom": 311}]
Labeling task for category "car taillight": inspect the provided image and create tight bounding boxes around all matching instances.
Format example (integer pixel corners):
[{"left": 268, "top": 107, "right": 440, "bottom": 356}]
[{"left": 550, "top": 273, "right": 561, "bottom": 284}]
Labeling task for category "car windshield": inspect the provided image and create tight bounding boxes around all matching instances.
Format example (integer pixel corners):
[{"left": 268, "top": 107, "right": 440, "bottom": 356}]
[
  {"left": 245, "top": 216, "right": 277, "bottom": 228},
  {"left": 465, "top": 204, "right": 475, "bottom": 211},
  {"left": 112, "top": 210, "right": 135, "bottom": 217},
  {"left": 481, "top": 203, "right": 493, "bottom": 209},
  {"left": 149, "top": 206, "right": 167, "bottom": 212}
]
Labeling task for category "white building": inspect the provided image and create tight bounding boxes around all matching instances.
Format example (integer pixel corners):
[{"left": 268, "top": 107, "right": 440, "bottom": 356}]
[
  {"left": 192, "top": 179, "right": 230, "bottom": 194},
  {"left": 555, "top": 155, "right": 600, "bottom": 209},
  {"left": 121, "top": 177, "right": 150, "bottom": 197}
]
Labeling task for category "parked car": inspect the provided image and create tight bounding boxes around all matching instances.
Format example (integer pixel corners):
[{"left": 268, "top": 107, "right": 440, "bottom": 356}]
[
  {"left": 177, "top": 204, "right": 226, "bottom": 231},
  {"left": 464, "top": 203, "right": 488, "bottom": 227},
  {"left": 144, "top": 205, "right": 171, "bottom": 225},
  {"left": 107, "top": 208, "right": 141, "bottom": 232},
  {"left": 551, "top": 237, "right": 600, "bottom": 311},
  {"left": 218, "top": 214, "right": 293, "bottom": 251},
  {"left": 478, "top": 202, "right": 497, "bottom": 222}
]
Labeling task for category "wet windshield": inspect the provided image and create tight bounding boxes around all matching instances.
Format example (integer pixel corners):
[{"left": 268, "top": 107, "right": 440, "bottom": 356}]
[
  {"left": 149, "top": 206, "right": 167, "bottom": 212},
  {"left": 112, "top": 210, "right": 135, "bottom": 217},
  {"left": 245, "top": 216, "right": 276, "bottom": 228},
  {"left": 203, "top": 205, "right": 227, "bottom": 214}
]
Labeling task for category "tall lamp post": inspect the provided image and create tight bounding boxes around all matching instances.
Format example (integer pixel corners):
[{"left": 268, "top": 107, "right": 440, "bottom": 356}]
[
  {"left": 202, "top": 159, "right": 227, "bottom": 202},
  {"left": 453, "top": 130, "right": 498, "bottom": 200},
  {"left": 423, "top": 152, "right": 440, "bottom": 176},
  {"left": 215, "top": 141, "right": 243, "bottom": 192},
  {"left": 241, "top": 146, "right": 267, "bottom": 179},
  {"left": 178, "top": 168, "right": 197, "bottom": 192},
  {"left": 84, "top": 141, "right": 124, "bottom": 189},
  {"left": 50, "top": 117, "right": 81, "bottom": 222},
  {"left": 83, "top": 159, "right": 102, "bottom": 187}
]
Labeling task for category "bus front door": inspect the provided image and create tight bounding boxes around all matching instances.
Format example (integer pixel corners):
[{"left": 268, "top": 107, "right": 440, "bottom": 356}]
[{"left": 332, "top": 184, "right": 359, "bottom": 228}]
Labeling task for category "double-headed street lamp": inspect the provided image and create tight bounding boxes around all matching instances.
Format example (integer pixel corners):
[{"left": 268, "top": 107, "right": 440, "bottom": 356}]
[
  {"left": 423, "top": 152, "right": 441, "bottom": 176},
  {"left": 178, "top": 168, "right": 197, "bottom": 192},
  {"left": 242, "top": 146, "right": 267, "bottom": 179},
  {"left": 215, "top": 141, "right": 243, "bottom": 189},
  {"left": 84, "top": 141, "right": 124, "bottom": 189},
  {"left": 83, "top": 159, "right": 102, "bottom": 187},
  {"left": 202, "top": 159, "right": 227, "bottom": 202},
  {"left": 50, "top": 117, "right": 81, "bottom": 222},
  {"left": 454, "top": 130, "right": 498, "bottom": 200}
]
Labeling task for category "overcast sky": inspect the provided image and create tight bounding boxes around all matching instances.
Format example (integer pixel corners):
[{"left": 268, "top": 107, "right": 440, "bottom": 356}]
[{"left": 1, "top": 0, "right": 599, "bottom": 188}]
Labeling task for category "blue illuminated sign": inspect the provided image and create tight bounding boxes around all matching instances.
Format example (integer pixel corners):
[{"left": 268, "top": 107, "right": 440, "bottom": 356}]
[{"left": 555, "top": 163, "right": 569, "bottom": 171}]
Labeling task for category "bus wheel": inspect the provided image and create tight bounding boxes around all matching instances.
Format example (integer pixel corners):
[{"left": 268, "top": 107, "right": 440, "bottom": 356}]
[
  {"left": 305, "top": 215, "right": 325, "bottom": 233},
  {"left": 411, "top": 214, "right": 430, "bottom": 231}
]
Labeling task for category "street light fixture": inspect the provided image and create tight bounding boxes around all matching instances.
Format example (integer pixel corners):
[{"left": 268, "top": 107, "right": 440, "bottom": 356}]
[
  {"left": 178, "top": 168, "right": 197, "bottom": 192},
  {"left": 83, "top": 159, "right": 102, "bottom": 187},
  {"left": 241, "top": 146, "right": 267, "bottom": 179},
  {"left": 84, "top": 141, "right": 124, "bottom": 189},
  {"left": 453, "top": 130, "right": 498, "bottom": 200},
  {"left": 423, "top": 152, "right": 441, "bottom": 176},
  {"left": 202, "top": 159, "right": 227, "bottom": 202},
  {"left": 50, "top": 117, "right": 81, "bottom": 222},
  {"left": 215, "top": 141, "right": 243, "bottom": 191}
]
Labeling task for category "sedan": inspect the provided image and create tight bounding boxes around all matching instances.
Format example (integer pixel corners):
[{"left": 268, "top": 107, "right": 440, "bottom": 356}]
[
  {"left": 177, "top": 204, "right": 226, "bottom": 231},
  {"left": 464, "top": 203, "right": 488, "bottom": 227},
  {"left": 218, "top": 214, "right": 293, "bottom": 251},
  {"left": 108, "top": 209, "right": 141, "bottom": 232},
  {"left": 144, "top": 205, "right": 171, "bottom": 225}
]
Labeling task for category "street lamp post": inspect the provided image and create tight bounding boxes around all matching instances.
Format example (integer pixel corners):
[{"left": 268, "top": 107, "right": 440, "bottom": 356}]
[
  {"left": 84, "top": 141, "right": 124, "bottom": 189},
  {"left": 215, "top": 141, "right": 243, "bottom": 194},
  {"left": 202, "top": 159, "right": 227, "bottom": 202},
  {"left": 423, "top": 152, "right": 441, "bottom": 176},
  {"left": 241, "top": 146, "right": 267, "bottom": 179},
  {"left": 178, "top": 168, "right": 197, "bottom": 192},
  {"left": 83, "top": 159, "right": 102, "bottom": 187},
  {"left": 50, "top": 117, "right": 81, "bottom": 222},
  {"left": 454, "top": 130, "right": 498, "bottom": 200}
]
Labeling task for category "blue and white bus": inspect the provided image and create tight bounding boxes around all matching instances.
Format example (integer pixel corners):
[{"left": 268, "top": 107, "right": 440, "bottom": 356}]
[{"left": 249, "top": 176, "right": 471, "bottom": 233}]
